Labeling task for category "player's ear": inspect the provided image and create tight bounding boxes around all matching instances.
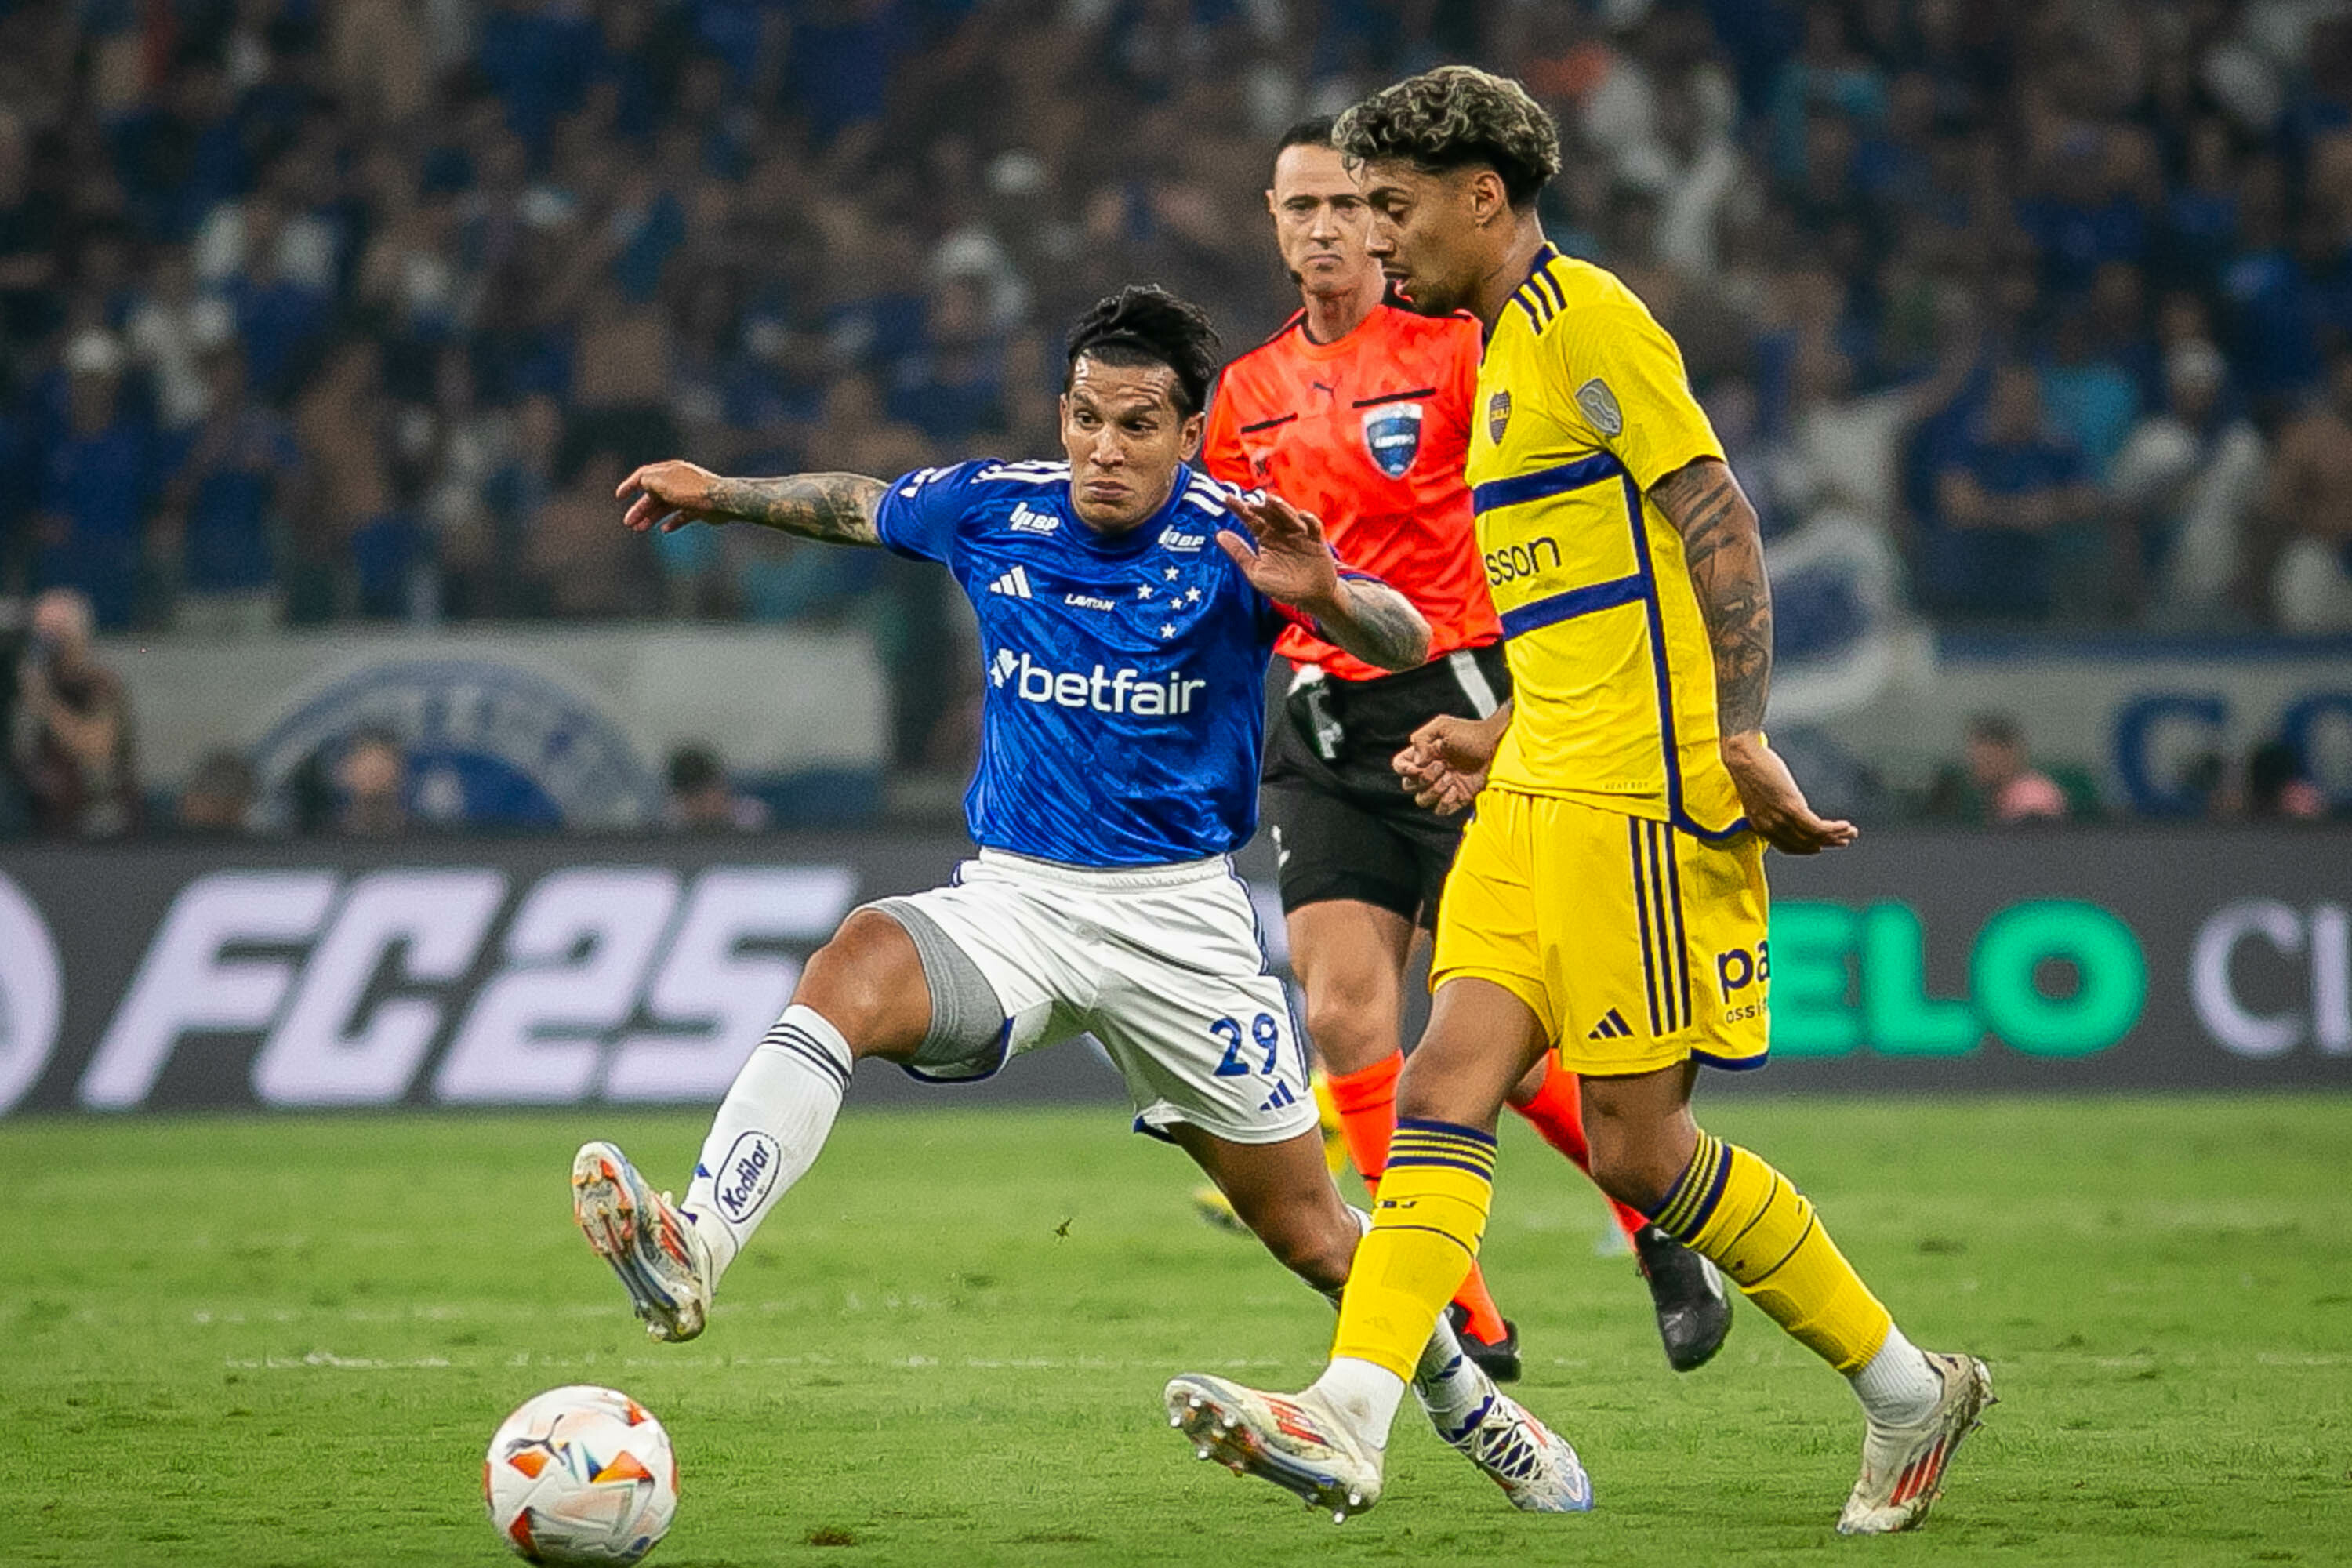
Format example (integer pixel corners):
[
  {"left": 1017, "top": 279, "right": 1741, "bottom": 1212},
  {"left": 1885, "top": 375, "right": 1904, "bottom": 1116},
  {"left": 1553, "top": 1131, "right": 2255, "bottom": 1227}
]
[
  {"left": 1265, "top": 187, "right": 1278, "bottom": 220},
  {"left": 1468, "top": 168, "right": 1509, "bottom": 227},
  {"left": 1179, "top": 410, "right": 1206, "bottom": 460}
]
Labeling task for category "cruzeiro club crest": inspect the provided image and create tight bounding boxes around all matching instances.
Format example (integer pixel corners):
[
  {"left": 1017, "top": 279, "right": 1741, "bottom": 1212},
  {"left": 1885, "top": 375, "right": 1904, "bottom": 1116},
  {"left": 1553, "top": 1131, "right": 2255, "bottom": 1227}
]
[
  {"left": 1361, "top": 401, "right": 1424, "bottom": 479},
  {"left": 1486, "top": 390, "right": 1512, "bottom": 443}
]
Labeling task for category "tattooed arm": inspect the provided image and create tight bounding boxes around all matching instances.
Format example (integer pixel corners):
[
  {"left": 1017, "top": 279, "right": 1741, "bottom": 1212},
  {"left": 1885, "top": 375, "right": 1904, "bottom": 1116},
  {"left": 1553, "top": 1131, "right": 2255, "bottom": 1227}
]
[
  {"left": 1649, "top": 457, "right": 1856, "bottom": 853},
  {"left": 1650, "top": 457, "right": 1773, "bottom": 737},
  {"left": 617, "top": 460, "right": 885, "bottom": 546},
  {"left": 1309, "top": 577, "right": 1434, "bottom": 673}
]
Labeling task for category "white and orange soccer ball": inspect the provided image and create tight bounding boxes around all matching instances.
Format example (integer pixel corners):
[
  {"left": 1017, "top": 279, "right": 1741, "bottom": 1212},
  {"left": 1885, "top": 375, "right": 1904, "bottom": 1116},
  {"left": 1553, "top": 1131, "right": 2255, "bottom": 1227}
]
[{"left": 485, "top": 1385, "right": 678, "bottom": 1566}]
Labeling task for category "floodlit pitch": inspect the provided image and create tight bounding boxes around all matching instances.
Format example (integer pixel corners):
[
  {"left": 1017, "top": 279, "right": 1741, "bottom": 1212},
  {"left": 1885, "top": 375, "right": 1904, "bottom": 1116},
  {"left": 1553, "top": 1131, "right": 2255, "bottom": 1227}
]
[{"left": 9, "top": 1097, "right": 2350, "bottom": 1566}]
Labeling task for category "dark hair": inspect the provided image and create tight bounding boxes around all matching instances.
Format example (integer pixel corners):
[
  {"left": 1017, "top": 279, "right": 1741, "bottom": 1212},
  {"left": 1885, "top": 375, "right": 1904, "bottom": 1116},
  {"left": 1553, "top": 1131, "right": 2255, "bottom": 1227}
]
[
  {"left": 2246, "top": 739, "right": 2306, "bottom": 813},
  {"left": 1966, "top": 713, "right": 2021, "bottom": 748},
  {"left": 1334, "top": 65, "right": 1562, "bottom": 209},
  {"left": 186, "top": 750, "right": 256, "bottom": 801},
  {"left": 1064, "top": 285, "right": 1221, "bottom": 416},
  {"left": 1275, "top": 115, "right": 1337, "bottom": 170},
  {"left": 667, "top": 743, "right": 724, "bottom": 794}
]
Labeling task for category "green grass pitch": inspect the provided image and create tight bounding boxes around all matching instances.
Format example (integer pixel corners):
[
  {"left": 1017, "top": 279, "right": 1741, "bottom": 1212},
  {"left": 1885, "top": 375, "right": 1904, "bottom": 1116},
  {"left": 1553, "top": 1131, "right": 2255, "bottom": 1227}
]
[{"left": 9, "top": 1094, "right": 2350, "bottom": 1566}]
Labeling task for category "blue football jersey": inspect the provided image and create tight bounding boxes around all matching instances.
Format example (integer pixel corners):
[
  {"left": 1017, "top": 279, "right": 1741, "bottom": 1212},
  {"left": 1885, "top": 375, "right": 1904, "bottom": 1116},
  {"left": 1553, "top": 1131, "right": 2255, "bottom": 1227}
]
[{"left": 875, "top": 458, "right": 1302, "bottom": 866}]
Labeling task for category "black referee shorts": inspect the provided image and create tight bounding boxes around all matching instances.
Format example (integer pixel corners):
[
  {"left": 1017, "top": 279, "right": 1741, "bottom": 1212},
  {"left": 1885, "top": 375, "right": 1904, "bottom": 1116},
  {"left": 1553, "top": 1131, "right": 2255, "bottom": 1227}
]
[{"left": 1259, "top": 643, "right": 1511, "bottom": 930}]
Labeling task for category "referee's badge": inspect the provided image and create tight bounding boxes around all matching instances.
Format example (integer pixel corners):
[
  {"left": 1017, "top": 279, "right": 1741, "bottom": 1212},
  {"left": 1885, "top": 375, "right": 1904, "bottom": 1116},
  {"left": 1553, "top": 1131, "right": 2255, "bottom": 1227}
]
[
  {"left": 1361, "top": 401, "right": 1424, "bottom": 479},
  {"left": 1486, "top": 390, "right": 1512, "bottom": 442},
  {"left": 1576, "top": 377, "right": 1624, "bottom": 437}
]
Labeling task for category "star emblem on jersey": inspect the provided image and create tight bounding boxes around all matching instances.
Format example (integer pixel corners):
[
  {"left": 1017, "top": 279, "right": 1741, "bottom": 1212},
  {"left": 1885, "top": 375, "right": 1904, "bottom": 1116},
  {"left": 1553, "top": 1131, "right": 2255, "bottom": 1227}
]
[
  {"left": 1486, "top": 390, "right": 1512, "bottom": 443},
  {"left": 1360, "top": 400, "right": 1425, "bottom": 478},
  {"left": 1185, "top": 586, "right": 1201, "bottom": 604},
  {"left": 1164, "top": 566, "right": 1180, "bottom": 581},
  {"left": 1138, "top": 585, "right": 1153, "bottom": 600},
  {"left": 1160, "top": 622, "right": 1176, "bottom": 639},
  {"left": 1576, "top": 378, "right": 1624, "bottom": 437}
]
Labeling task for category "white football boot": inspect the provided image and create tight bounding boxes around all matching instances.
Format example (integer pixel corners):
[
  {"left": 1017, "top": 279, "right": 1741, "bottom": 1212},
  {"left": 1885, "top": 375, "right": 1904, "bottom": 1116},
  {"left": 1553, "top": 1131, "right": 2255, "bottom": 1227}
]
[
  {"left": 1426, "top": 1386, "right": 1595, "bottom": 1512},
  {"left": 1837, "top": 1351, "right": 1995, "bottom": 1534},
  {"left": 572, "top": 1141, "right": 713, "bottom": 1343},
  {"left": 1164, "top": 1374, "right": 1384, "bottom": 1523}
]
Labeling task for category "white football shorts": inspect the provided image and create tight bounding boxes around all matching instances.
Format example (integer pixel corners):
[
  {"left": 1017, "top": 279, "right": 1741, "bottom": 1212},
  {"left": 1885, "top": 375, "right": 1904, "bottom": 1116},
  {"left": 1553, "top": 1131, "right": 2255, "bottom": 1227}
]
[{"left": 875, "top": 849, "right": 1316, "bottom": 1145}]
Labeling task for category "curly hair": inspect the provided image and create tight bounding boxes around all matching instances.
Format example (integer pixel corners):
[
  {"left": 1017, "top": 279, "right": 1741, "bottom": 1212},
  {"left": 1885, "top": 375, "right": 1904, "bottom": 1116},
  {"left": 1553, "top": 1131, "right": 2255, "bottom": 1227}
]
[
  {"left": 1065, "top": 285, "right": 1221, "bottom": 416},
  {"left": 1334, "top": 66, "right": 1562, "bottom": 209}
]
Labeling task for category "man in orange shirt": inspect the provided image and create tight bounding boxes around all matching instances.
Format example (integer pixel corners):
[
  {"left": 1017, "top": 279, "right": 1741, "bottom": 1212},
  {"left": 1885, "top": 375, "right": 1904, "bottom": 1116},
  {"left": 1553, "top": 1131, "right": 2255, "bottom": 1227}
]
[{"left": 1199, "top": 118, "right": 1730, "bottom": 1377}]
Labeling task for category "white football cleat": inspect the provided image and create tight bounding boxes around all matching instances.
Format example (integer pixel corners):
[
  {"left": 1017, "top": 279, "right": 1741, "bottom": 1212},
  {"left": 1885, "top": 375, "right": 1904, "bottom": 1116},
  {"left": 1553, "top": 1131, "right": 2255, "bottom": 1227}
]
[
  {"left": 572, "top": 1141, "right": 713, "bottom": 1344},
  {"left": 1163, "top": 1374, "right": 1383, "bottom": 1523},
  {"left": 1837, "top": 1351, "right": 1995, "bottom": 1534},
  {"left": 1432, "top": 1388, "right": 1595, "bottom": 1512}
]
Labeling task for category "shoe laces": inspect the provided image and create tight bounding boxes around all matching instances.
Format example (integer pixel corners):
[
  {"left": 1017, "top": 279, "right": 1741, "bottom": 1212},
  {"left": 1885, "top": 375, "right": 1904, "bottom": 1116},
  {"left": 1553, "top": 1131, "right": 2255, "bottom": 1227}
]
[{"left": 1468, "top": 1409, "right": 1548, "bottom": 1483}]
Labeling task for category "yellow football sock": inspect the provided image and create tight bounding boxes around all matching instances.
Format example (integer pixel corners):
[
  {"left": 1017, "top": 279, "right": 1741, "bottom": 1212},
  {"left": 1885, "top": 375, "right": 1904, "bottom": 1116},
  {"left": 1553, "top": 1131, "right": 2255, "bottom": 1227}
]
[
  {"left": 1311, "top": 1069, "right": 1350, "bottom": 1179},
  {"left": 1330, "top": 1119, "right": 1495, "bottom": 1381},
  {"left": 1652, "top": 1131, "right": 1892, "bottom": 1373}
]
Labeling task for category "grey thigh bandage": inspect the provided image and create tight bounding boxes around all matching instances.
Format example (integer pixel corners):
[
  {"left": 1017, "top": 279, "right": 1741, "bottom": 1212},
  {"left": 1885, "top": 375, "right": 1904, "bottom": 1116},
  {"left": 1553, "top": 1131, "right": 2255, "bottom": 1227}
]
[{"left": 862, "top": 898, "right": 1010, "bottom": 1079}]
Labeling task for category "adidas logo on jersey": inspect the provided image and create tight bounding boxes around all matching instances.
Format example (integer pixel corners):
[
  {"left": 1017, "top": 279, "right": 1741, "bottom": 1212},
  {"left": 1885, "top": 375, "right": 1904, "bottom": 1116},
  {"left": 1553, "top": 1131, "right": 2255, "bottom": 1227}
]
[
  {"left": 1587, "top": 1008, "right": 1635, "bottom": 1040},
  {"left": 1007, "top": 502, "right": 1058, "bottom": 535},
  {"left": 989, "top": 565, "right": 1036, "bottom": 599},
  {"left": 989, "top": 648, "right": 1205, "bottom": 715},
  {"left": 1260, "top": 1080, "right": 1298, "bottom": 1112}
]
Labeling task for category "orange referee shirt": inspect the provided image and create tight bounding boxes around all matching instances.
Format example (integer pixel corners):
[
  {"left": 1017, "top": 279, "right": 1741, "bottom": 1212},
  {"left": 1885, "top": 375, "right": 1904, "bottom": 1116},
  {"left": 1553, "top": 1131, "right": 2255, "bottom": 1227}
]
[{"left": 1200, "top": 302, "right": 1500, "bottom": 683}]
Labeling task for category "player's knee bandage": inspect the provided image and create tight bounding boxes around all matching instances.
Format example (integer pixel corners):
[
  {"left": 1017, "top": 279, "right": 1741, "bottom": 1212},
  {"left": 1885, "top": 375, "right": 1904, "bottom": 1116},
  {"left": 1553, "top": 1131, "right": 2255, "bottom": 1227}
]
[
  {"left": 863, "top": 900, "right": 1008, "bottom": 1071},
  {"left": 1652, "top": 1133, "right": 1893, "bottom": 1373},
  {"left": 1330, "top": 1119, "right": 1494, "bottom": 1381}
]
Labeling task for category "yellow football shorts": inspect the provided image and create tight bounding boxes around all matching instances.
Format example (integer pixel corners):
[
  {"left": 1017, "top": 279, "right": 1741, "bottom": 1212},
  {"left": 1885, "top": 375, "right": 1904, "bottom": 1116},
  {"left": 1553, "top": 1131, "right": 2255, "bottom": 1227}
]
[{"left": 1430, "top": 788, "right": 1771, "bottom": 1076}]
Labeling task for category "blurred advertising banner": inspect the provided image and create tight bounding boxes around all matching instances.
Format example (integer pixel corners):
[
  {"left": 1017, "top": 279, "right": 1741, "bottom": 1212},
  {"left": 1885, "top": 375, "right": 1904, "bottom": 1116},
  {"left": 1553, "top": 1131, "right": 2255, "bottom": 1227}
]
[
  {"left": 0, "top": 827, "right": 2345, "bottom": 1117},
  {"left": 94, "top": 626, "right": 890, "bottom": 829},
  {"left": 1808, "top": 633, "right": 2352, "bottom": 815}
]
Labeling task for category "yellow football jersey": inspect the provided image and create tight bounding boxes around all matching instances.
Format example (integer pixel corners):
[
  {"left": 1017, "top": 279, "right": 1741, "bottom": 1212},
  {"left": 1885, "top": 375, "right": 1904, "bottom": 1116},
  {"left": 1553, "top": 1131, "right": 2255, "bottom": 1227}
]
[{"left": 1468, "top": 244, "right": 1744, "bottom": 838}]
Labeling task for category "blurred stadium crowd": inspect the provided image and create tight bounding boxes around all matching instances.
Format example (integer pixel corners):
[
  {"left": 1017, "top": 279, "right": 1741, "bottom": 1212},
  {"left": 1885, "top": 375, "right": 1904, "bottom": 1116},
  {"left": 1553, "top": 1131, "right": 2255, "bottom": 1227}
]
[{"left": 3, "top": 0, "right": 2351, "bottom": 837}]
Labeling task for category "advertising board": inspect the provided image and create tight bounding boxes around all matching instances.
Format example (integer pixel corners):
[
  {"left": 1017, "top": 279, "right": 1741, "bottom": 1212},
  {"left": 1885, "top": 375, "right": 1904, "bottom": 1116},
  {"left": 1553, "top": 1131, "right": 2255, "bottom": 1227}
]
[{"left": 0, "top": 828, "right": 2343, "bottom": 1116}]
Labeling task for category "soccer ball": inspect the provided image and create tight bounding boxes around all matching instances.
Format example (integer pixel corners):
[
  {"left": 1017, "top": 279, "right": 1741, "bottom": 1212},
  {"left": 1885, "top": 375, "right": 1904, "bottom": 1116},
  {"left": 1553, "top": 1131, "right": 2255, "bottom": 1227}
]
[{"left": 485, "top": 1385, "right": 678, "bottom": 1565}]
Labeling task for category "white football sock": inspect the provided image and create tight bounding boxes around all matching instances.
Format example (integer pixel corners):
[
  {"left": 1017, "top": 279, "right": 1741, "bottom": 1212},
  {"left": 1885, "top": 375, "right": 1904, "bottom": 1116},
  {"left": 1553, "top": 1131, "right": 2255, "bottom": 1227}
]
[
  {"left": 1849, "top": 1323, "right": 1941, "bottom": 1425},
  {"left": 1298, "top": 1207, "right": 1417, "bottom": 1451},
  {"left": 1308, "top": 1358, "right": 1407, "bottom": 1451},
  {"left": 1317, "top": 1205, "right": 1495, "bottom": 1439},
  {"left": 1410, "top": 1314, "right": 1499, "bottom": 1440},
  {"left": 678, "top": 1004, "right": 854, "bottom": 1285}
]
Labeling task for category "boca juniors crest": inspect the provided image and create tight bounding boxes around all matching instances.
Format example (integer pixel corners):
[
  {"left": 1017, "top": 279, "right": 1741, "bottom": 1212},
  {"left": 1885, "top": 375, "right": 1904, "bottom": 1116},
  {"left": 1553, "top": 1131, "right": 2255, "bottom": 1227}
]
[{"left": 1361, "top": 401, "right": 1424, "bottom": 478}]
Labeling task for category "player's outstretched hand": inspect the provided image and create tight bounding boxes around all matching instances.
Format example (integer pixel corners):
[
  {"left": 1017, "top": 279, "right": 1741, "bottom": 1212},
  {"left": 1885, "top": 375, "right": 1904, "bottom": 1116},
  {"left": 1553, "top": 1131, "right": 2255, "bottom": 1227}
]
[
  {"left": 619, "top": 459, "right": 726, "bottom": 532},
  {"left": 1722, "top": 732, "right": 1858, "bottom": 854},
  {"left": 1216, "top": 491, "right": 1341, "bottom": 610},
  {"left": 1394, "top": 713, "right": 1503, "bottom": 816}
]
